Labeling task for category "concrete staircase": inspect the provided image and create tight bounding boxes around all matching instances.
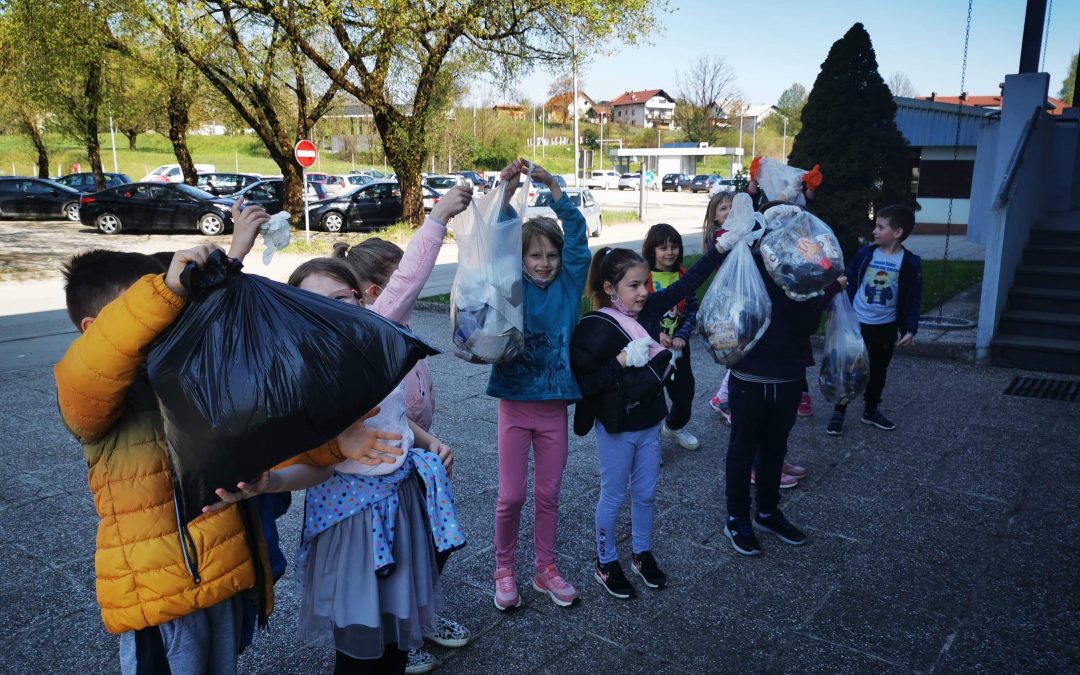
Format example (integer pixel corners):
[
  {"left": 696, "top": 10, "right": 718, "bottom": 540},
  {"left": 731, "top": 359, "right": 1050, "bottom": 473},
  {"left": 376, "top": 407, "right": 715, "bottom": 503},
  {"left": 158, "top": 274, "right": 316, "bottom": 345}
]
[{"left": 992, "top": 217, "right": 1080, "bottom": 374}]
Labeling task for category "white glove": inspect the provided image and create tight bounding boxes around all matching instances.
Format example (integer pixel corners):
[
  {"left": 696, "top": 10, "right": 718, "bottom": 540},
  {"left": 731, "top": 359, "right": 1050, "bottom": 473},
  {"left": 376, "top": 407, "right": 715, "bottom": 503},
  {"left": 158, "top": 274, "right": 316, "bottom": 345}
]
[
  {"left": 624, "top": 337, "right": 656, "bottom": 368},
  {"left": 714, "top": 228, "right": 743, "bottom": 253},
  {"left": 260, "top": 211, "right": 292, "bottom": 264}
]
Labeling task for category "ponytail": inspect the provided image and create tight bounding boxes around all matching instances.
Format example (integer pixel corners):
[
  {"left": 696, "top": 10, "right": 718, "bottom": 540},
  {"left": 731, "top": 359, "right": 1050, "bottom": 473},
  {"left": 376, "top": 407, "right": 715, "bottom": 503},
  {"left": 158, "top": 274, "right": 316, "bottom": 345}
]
[{"left": 585, "top": 247, "right": 647, "bottom": 310}]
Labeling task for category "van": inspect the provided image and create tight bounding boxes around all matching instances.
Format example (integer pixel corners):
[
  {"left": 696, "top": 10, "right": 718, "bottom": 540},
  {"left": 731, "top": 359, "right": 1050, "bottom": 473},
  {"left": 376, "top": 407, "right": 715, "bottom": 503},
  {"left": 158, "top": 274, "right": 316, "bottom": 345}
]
[{"left": 140, "top": 164, "right": 217, "bottom": 183}]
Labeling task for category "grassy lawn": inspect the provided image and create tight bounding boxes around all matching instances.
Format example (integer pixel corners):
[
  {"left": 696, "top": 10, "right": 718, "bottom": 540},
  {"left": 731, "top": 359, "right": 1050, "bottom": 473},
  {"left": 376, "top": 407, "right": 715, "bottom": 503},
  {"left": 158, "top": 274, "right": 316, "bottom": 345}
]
[{"left": 601, "top": 209, "right": 641, "bottom": 225}]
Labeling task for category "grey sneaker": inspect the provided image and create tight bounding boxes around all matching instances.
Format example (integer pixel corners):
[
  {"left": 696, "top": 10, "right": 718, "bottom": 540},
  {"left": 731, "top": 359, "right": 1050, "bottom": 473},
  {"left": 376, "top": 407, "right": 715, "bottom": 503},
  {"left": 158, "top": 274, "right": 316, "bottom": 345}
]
[
  {"left": 406, "top": 648, "right": 438, "bottom": 674},
  {"left": 861, "top": 409, "right": 896, "bottom": 430}
]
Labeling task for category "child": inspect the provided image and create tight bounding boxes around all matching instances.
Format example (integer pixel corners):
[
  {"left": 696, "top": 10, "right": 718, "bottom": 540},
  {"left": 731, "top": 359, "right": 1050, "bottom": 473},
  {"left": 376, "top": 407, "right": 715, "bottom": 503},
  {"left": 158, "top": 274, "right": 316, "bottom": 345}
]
[
  {"left": 486, "top": 159, "right": 591, "bottom": 611},
  {"left": 827, "top": 204, "right": 921, "bottom": 435},
  {"left": 334, "top": 187, "right": 473, "bottom": 674},
  {"left": 285, "top": 257, "right": 464, "bottom": 674},
  {"left": 722, "top": 204, "right": 844, "bottom": 558},
  {"left": 53, "top": 202, "right": 393, "bottom": 674},
  {"left": 702, "top": 191, "right": 736, "bottom": 423},
  {"left": 570, "top": 238, "right": 731, "bottom": 598},
  {"left": 641, "top": 223, "right": 700, "bottom": 451}
]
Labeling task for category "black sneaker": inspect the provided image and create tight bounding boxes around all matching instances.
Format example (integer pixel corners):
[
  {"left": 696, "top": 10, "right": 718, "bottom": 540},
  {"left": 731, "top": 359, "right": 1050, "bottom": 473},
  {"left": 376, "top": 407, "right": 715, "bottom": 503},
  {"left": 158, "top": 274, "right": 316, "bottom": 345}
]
[
  {"left": 861, "top": 409, "right": 896, "bottom": 430},
  {"left": 753, "top": 510, "right": 808, "bottom": 546},
  {"left": 724, "top": 517, "right": 763, "bottom": 556},
  {"left": 827, "top": 411, "right": 845, "bottom": 435},
  {"left": 631, "top": 551, "right": 667, "bottom": 589},
  {"left": 594, "top": 559, "right": 636, "bottom": 599}
]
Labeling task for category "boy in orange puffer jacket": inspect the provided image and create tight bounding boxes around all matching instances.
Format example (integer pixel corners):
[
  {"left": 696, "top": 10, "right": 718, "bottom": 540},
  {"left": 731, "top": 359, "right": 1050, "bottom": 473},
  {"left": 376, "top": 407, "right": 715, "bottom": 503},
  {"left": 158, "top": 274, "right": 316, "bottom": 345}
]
[{"left": 54, "top": 201, "right": 399, "bottom": 674}]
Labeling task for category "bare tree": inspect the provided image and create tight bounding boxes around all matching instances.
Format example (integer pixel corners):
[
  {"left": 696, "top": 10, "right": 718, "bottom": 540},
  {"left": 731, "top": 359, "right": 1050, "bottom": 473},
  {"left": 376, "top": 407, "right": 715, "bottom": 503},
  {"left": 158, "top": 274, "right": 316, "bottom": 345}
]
[
  {"left": 675, "top": 55, "right": 740, "bottom": 145},
  {"left": 887, "top": 71, "right": 917, "bottom": 98}
]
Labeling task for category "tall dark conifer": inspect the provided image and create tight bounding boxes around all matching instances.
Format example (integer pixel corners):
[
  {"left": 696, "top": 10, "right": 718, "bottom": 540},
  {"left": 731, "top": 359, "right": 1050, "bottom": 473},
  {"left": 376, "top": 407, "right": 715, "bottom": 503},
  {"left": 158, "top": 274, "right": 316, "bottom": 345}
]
[{"left": 788, "top": 23, "right": 912, "bottom": 258}]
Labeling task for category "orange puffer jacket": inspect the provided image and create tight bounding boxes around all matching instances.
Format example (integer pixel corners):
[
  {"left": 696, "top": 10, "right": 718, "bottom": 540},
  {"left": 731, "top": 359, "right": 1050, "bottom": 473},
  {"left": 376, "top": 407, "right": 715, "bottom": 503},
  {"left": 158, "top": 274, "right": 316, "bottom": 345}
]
[{"left": 55, "top": 274, "right": 343, "bottom": 634}]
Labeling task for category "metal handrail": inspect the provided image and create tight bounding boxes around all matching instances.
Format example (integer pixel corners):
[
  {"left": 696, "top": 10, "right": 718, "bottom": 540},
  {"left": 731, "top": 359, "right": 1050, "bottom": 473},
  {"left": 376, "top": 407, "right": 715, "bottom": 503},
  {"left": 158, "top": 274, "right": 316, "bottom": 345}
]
[{"left": 994, "top": 106, "right": 1043, "bottom": 208}]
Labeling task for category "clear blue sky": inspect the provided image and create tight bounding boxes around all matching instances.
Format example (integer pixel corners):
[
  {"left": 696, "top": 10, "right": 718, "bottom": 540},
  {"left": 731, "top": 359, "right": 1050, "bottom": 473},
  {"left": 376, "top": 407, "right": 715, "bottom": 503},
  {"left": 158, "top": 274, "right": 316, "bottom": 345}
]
[{"left": 475, "top": 0, "right": 1079, "bottom": 107}]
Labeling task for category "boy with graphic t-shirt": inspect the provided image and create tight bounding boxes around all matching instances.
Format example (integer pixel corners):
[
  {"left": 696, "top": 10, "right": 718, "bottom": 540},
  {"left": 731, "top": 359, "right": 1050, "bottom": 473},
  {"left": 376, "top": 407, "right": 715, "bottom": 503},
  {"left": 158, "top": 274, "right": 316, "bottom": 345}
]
[{"left": 827, "top": 205, "right": 922, "bottom": 435}]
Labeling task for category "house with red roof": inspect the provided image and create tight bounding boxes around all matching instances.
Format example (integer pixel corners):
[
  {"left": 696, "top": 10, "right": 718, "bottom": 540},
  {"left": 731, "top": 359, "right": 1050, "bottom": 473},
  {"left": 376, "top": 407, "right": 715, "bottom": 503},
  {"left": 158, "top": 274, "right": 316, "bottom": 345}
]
[{"left": 610, "top": 89, "right": 676, "bottom": 129}]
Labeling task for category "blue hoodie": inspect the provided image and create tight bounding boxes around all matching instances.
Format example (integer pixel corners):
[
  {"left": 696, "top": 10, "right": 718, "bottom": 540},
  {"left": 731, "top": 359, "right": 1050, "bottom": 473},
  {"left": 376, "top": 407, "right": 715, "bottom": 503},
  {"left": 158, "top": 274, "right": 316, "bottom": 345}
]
[{"left": 486, "top": 193, "right": 591, "bottom": 401}]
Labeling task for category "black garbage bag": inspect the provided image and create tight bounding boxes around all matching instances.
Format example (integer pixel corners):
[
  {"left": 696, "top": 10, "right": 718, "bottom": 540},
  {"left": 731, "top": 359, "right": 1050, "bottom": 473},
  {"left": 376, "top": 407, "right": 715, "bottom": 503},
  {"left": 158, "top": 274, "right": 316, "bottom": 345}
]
[{"left": 147, "top": 250, "right": 438, "bottom": 524}]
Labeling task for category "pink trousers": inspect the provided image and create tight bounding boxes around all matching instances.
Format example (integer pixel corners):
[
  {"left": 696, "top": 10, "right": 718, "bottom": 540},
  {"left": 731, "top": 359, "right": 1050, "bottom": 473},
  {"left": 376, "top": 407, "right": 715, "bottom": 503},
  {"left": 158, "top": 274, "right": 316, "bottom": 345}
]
[{"left": 494, "top": 399, "right": 569, "bottom": 570}]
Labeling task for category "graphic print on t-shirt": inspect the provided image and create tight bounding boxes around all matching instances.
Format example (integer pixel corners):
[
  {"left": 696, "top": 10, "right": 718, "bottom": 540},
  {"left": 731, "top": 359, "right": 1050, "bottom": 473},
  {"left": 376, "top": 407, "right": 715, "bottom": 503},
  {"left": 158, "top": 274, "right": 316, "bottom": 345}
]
[
  {"left": 863, "top": 268, "right": 897, "bottom": 306},
  {"left": 650, "top": 270, "right": 682, "bottom": 336},
  {"left": 853, "top": 247, "right": 904, "bottom": 325}
]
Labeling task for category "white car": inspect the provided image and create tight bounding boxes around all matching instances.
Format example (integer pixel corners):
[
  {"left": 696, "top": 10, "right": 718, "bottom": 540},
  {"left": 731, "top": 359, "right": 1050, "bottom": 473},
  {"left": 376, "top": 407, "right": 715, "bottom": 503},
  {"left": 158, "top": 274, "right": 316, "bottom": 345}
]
[
  {"left": 140, "top": 164, "right": 216, "bottom": 183},
  {"left": 585, "top": 170, "right": 621, "bottom": 190},
  {"left": 424, "top": 174, "right": 472, "bottom": 191},
  {"left": 618, "top": 173, "right": 642, "bottom": 190},
  {"left": 525, "top": 188, "right": 603, "bottom": 237}
]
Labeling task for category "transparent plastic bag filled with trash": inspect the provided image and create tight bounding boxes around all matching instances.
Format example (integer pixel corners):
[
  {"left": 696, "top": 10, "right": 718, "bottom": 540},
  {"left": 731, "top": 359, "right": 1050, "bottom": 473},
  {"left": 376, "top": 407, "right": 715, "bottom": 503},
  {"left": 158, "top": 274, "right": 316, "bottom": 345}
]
[
  {"left": 698, "top": 193, "right": 772, "bottom": 365},
  {"left": 449, "top": 168, "right": 531, "bottom": 364}
]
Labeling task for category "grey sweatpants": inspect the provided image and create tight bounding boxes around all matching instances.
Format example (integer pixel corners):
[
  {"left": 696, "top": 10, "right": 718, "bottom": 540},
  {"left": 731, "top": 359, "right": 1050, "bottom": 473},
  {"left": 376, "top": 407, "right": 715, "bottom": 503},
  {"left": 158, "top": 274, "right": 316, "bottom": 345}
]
[{"left": 119, "top": 596, "right": 245, "bottom": 675}]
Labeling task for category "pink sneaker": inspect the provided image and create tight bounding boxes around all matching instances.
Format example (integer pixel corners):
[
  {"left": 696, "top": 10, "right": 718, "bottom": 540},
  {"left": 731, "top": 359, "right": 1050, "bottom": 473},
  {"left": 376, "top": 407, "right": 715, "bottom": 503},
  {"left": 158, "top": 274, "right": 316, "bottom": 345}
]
[
  {"left": 798, "top": 392, "right": 813, "bottom": 417},
  {"left": 493, "top": 568, "right": 521, "bottom": 611},
  {"left": 750, "top": 469, "right": 799, "bottom": 489},
  {"left": 783, "top": 462, "right": 808, "bottom": 479},
  {"left": 531, "top": 564, "right": 579, "bottom": 607}
]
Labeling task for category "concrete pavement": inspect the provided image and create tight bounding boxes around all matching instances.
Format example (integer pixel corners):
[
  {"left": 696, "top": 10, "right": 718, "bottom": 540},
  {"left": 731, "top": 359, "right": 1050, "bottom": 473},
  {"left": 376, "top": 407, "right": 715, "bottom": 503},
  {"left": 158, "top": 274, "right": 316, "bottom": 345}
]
[{"left": 0, "top": 304, "right": 1077, "bottom": 673}]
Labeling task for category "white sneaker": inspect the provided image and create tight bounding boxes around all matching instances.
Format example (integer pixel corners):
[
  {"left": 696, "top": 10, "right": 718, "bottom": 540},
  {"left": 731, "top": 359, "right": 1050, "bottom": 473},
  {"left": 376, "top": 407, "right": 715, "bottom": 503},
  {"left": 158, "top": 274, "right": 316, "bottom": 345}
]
[{"left": 661, "top": 422, "right": 700, "bottom": 450}]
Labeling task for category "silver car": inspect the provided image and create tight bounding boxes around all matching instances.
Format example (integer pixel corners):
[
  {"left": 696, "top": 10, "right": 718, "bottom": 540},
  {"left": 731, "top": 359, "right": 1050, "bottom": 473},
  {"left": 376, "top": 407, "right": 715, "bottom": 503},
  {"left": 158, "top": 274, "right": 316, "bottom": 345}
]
[{"left": 525, "top": 188, "right": 603, "bottom": 237}]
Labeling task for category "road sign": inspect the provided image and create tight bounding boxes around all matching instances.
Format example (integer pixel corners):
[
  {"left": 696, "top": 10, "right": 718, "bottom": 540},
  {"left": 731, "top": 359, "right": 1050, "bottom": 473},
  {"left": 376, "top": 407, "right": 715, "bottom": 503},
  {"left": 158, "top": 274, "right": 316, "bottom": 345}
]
[{"left": 294, "top": 140, "right": 318, "bottom": 168}]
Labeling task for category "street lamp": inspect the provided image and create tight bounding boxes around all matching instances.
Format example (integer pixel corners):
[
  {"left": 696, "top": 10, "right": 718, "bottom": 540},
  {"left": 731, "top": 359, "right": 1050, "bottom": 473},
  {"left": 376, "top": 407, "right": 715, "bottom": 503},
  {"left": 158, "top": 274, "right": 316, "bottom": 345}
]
[{"left": 773, "top": 111, "right": 790, "bottom": 161}]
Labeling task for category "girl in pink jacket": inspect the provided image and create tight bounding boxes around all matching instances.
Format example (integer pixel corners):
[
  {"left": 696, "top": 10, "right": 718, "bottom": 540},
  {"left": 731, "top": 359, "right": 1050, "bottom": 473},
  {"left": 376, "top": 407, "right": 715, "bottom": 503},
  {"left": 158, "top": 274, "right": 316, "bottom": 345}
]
[{"left": 334, "top": 186, "right": 472, "bottom": 673}]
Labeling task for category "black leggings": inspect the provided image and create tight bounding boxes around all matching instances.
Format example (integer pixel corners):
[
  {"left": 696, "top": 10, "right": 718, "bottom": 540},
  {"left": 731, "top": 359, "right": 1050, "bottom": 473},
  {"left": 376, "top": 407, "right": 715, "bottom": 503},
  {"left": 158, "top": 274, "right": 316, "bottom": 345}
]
[{"left": 334, "top": 646, "right": 407, "bottom": 675}]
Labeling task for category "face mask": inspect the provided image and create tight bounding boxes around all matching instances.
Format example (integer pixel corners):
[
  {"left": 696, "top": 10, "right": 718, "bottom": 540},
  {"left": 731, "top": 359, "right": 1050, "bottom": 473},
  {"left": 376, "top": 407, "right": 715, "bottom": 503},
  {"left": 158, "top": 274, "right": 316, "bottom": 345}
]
[
  {"left": 523, "top": 264, "right": 554, "bottom": 290},
  {"left": 610, "top": 293, "right": 638, "bottom": 317}
]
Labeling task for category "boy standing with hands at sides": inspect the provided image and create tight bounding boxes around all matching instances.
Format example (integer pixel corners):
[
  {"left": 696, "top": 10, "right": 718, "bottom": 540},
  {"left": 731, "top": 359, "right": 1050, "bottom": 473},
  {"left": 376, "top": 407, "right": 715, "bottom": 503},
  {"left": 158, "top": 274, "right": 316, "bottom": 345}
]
[
  {"left": 54, "top": 199, "right": 400, "bottom": 675},
  {"left": 827, "top": 204, "right": 922, "bottom": 435}
]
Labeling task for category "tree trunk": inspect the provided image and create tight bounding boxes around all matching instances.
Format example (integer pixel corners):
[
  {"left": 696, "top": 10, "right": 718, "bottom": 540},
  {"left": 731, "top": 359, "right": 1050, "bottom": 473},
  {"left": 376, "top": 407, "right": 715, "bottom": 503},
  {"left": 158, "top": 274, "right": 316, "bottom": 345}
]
[
  {"left": 18, "top": 109, "right": 49, "bottom": 178},
  {"left": 84, "top": 62, "right": 106, "bottom": 191},
  {"left": 124, "top": 129, "right": 138, "bottom": 150},
  {"left": 280, "top": 160, "right": 306, "bottom": 229},
  {"left": 374, "top": 111, "right": 426, "bottom": 226},
  {"left": 167, "top": 90, "right": 197, "bottom": 185}
]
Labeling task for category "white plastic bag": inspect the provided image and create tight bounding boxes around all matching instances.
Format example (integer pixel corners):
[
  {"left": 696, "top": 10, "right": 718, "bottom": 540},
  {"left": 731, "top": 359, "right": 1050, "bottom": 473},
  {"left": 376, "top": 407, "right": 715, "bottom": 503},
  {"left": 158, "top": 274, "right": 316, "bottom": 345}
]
[
  {"left": 759, "top": 208, "right": 843, "bottom": 301},
  {"left": 260, "top": 211, "right": 292, "bottom": 265},
  {"left": 698, "top": 193, "right": 772, "bottom": 365},
  {"left": 449, "top": 170, "right": 530, "bottom": 364},
  {"left": 818, "top": 293, "right": 870, "bottom": 405},
  {"left": 756, "top": 157, "right": 807, "bottom": 204}
]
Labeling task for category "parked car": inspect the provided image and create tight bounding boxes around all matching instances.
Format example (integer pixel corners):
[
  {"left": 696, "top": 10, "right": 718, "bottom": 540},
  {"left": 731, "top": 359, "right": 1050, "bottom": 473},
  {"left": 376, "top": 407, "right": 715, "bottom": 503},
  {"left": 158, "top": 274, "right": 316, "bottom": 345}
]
[
  {"left": 585, "top": 170, "right": 621, "bottom": 190},
  {"left": 422, "top": 185, "right": 441, "bottom": 212},
  {"left": 54, "top": 172, "right": 131, "bottom": 193},
  {"left": 230, "top": 179, "right": 329, "bottom": 215},
  {"left": 618, "top": 173, "right": 642, "bottom": 190},
  {"left": 455, "top": 171, "right": 488, "bottom": 191},
  {"left": 343, "top": 174, "right": 374, "bottom": 190},
  {"left": 661, "top": 173, "right": 694, "bottom": 192},
  {"left": 711, "top": 178, "right": 737, "bottom": 194},
  {"left": 691, "top": 174, "right": 722, "bottom": 193},
  {"left": 306, "top": 180, "right": 412, "bottom": 232},
  {"left": 79, "top": 182, "right": 234, "bottom": 235},
  {"left": 526, "top": 188, "right": 603, "bottom": 237},
  {"left": 305, "top": 172, "right": 330, "bottom": 184},
  {"left": 424, "top": 174, "right": 471, "bottom": 191},
  {"left": 0, "top": 177, "right": 84, "bottom": 221},
  {"left": 195, "top": 173, "right": 262, "bottom": 197},
  {"left": 139, "top": 164, "right": 216, "bottom": 183}
]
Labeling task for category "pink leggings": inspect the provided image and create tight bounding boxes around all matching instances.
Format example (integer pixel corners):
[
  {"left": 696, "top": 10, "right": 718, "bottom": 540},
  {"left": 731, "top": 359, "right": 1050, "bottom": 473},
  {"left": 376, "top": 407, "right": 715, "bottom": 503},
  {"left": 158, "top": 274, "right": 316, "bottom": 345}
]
[{"left": 495, "top": 399, "right": 569, "bottom": 570}]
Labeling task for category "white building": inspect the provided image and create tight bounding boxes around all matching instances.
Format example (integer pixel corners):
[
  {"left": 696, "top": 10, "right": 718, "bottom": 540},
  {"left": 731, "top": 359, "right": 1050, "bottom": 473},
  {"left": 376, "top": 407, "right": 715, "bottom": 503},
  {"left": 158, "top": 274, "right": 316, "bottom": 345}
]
[
  {"left": 710, "top": 103, "right": 778, "bottom": 130},
  {"left": 610, "top": 89, "right": 676, "bottom": 129}
]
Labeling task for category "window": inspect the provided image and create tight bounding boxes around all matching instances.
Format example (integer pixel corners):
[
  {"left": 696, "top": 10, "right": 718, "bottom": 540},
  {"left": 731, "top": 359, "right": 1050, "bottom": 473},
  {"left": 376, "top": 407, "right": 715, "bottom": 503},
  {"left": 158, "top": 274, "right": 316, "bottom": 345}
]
[
  {"left": 0, "top": 180, "right": 19, "bottom": 193},
  {"left": 22, "top": 180, "right": 53, "bottom": 194},
  {"left": 915, "top": 159, "right": 974, "bottom": 199}
]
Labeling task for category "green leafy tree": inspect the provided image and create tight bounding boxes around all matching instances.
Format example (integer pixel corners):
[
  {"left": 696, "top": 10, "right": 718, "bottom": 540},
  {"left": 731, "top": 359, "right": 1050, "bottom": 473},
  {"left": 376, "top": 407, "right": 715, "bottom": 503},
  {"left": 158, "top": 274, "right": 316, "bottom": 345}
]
[
  {"left": 788, "top": 23, "right": 911, "bottom": 258},
  {"left": 234, "top": 0, "right": 662, "bottom": 224},
  {"left": 0, "top": 13, "right": 53, "bottom": 177},
  {"left": 1061, "top": 52, "right": 1077, "bottom": 104},
  {"left": 773, "top": 82, "right": 807, "bottom": 138}
]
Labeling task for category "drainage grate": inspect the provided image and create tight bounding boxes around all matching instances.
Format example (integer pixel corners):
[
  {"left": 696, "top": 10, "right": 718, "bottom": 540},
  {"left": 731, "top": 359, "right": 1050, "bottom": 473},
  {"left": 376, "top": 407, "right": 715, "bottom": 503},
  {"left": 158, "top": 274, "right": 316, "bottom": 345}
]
[{"left": 1003, "top": 377, "right": 1080, "bottom": 403}]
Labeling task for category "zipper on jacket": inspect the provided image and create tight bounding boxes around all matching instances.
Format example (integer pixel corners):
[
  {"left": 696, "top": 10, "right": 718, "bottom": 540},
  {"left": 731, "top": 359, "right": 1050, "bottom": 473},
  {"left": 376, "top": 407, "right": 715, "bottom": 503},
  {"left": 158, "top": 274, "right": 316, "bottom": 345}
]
[{"left": 172, "top": 488, "right": 202, "bottom": 584}]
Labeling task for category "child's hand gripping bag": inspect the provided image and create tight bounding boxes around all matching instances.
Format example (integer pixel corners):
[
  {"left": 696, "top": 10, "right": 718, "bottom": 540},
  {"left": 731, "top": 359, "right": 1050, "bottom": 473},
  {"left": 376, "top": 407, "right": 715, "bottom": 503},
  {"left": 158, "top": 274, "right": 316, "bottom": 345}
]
[
  {"left": 698, "top": 193, "right": 772, "bottom": 365},
  {"left": 449, "top": 168, "right": 530, "bottom": 364},
  {"left": 759, "top": 206, "right": 843, "bottom": 301},
  {"left": 818, "top": 293, "right": 870, "bottom": 405},
  {"left": 146, "top": 250, "right": 438, "bottom": 523},
  {"left": 755, "top": 158, "right": 807, "bottom": 203}
]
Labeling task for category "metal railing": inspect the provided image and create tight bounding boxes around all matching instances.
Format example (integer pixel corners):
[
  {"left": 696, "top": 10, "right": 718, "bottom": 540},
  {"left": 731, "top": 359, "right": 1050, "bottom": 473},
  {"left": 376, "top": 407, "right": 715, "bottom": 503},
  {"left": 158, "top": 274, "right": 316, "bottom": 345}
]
[{"left": 994, "top": 106, "right": 1043, "bottom": 208}]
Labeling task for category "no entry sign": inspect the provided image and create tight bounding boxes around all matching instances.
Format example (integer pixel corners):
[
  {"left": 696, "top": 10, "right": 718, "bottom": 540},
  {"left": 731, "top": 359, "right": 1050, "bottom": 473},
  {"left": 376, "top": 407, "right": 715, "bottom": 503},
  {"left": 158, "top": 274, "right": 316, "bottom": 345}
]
[{"left": 294, "top": 139, "right": 318, "bottom": 168}]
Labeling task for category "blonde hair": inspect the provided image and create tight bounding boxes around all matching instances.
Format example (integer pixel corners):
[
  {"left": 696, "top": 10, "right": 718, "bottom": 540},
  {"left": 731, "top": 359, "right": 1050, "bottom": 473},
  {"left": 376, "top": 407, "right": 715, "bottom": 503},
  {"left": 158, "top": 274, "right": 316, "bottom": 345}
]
[
  {"left": 332, "top": 238, "right": 404, "bottom": 287},
  {"left": 522, "top": 217, "right": 564, "bottom": 256},
  {"left": 701, "top": 190, "right": 735, "bottom": 252}
]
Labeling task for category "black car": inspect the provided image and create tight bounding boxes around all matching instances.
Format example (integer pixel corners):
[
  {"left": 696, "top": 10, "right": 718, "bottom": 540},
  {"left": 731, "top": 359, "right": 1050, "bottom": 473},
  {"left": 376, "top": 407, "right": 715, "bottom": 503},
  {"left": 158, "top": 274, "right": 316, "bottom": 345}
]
[
  {"left": 54, "top": 172, "right": 131, "bottom": 193},
  {"left": 661, "top": 173, "right": 694, "bottom": 192},
  {"left": 231, "top": 179, "right": 329, "bottom": 215},
  {"left": 0, "top": 177, "right": 84, "bottom": 221},
  {"left": 195, "top": 173, "right": 262, "bottom": 197},
  {"left": 79, "top": 182, "right": 234, "bottom": 235},
  {"left": 308, "top": 181, "right": 438, "bottom": 232},
  {"left": 691, "top": 174, "right": 722, "bottom": 193}
]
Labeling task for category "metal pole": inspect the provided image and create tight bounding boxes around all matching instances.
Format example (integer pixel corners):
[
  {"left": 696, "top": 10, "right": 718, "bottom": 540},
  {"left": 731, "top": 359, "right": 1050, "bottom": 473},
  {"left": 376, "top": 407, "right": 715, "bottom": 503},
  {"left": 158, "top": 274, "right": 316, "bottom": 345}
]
[
  {"left": 751, "top": 115, "right": 757, "bottom": 157},
  {"left": 737, "top": 106, "right": 744, "bottom": 155},
  {"left": 638, "top": 168, "right": 646, "bottom": 218},
  {"left": 782, "top": 117, "right": 788, "bottom": 160},
  {"left": 109, "top": 116, "right": 119, "bottom": 174},
  {"left": 303, "top": 168, "right": 311, "bottom": 243},
  {"left": 1018, "top": 0, "right": 1048, "bottom": 73},
  {"left": 572, "top": 28, "right": 580, "bottom": 187},
  {"left": 599, "top": 114, "right": 604, "bottom": 170},
  {"left": 541, "top": 106, "right": 546, "bottom": 158},
  {"left": 532, "top": 107, "right": 537, "bottom": 158}
]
